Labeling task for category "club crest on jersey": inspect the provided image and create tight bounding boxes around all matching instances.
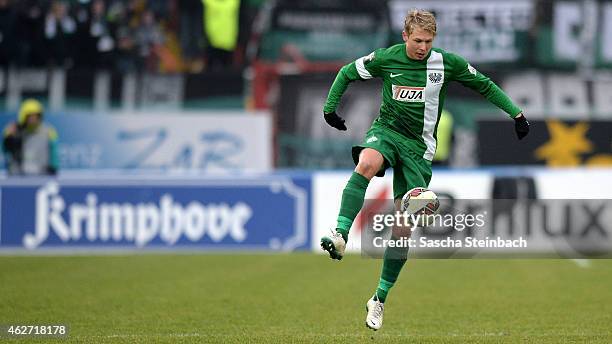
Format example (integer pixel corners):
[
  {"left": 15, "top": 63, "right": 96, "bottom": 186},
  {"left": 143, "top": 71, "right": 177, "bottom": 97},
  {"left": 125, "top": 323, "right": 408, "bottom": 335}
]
[
  {"left": 392, "top": 85, "right": 424, "bottom": 103},
  {"left": 428, "top": 72, "right": 443, "bottom": 84}
]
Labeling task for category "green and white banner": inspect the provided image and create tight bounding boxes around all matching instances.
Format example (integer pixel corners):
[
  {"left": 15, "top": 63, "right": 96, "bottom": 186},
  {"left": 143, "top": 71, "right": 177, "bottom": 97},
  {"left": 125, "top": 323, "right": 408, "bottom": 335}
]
[
  {"left": 544, "top": 0, "right": 612, "bottom": 67},
  {"left": 388, "top": 0, "right": 534, "bottom": 63}
]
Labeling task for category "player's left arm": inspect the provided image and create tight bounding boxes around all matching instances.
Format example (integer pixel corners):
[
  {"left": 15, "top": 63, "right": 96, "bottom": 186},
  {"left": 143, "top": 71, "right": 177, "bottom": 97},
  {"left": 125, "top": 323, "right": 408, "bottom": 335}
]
[{"left": 449, "top": 53, "right": 529, "bottom": 139}]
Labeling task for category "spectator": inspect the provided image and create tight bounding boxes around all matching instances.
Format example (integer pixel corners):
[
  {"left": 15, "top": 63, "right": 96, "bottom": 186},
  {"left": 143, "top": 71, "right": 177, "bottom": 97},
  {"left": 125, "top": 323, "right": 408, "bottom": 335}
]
[
  {"left": 2, "top": 99, "right": 59, "bottom": 176},
  {"left": 14, "top": 0, "right": 46, "bottom": 66},
  {"left": 74, "top": 0, "right": 116, "bottom": 70},
  {"left": 135, "top": 9, "right": 164, "bottom": 71},
  {"left": 114, "top": 23, "right": 140, "bottom": 73},
  {"left": 44, "top": 0, "right": 77, "bottom": 67},
  {"left": 202, "top": 0, "right": 240, "bottom": 71},
  {"left": 0, "top": 0, "right": 17, "bottom": 66},
  {"left": 178, "top": 0, "right": 204, "bottom": 72},
  {"left": 147, "top": 0, "right": 169, "bottom": 21},
  {"left": 2, "top": 0, "right": 259, "bottom": 72}
]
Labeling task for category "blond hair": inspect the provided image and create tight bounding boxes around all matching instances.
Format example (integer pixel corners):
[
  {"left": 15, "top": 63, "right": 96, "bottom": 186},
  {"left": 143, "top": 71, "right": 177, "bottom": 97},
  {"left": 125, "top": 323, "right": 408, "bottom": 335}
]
[{"left": 404, "top": 9, "right": 437, "bottom": 36}]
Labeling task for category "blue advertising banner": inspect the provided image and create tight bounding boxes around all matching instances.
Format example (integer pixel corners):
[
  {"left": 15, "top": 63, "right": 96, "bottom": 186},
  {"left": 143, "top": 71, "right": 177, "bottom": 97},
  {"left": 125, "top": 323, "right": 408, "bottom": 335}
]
[
  {"left": 0, "top": 112, "right": 272, "bottom": 172},
  {"left": 0, "top": 175, "right": 310, "bottom": 251}
]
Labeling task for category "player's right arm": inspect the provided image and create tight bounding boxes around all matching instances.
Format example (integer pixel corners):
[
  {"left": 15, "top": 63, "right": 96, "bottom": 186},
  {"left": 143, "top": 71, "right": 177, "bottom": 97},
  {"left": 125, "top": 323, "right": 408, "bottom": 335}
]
[{"left": 323, "top": 49, "right": 384, "bottom": 130}]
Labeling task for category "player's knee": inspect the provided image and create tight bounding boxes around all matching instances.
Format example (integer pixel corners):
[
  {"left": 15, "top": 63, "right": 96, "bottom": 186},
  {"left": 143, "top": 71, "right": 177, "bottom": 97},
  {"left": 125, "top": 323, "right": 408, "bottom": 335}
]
[
  {"left": 356, "top": 150, "right": 383, "bottom": 179},
  {"left": 355, "top": 160, "right": 379, "bottom": 179},
  {"left": 392, "top": 225, "right": 412, "bottom": 239}
]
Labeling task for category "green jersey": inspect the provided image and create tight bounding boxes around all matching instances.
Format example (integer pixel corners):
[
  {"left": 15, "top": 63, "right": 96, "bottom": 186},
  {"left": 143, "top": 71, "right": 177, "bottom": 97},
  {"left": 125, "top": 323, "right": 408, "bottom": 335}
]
[{"left": 324, "top": 44, "right": 522, "bottom": 161}]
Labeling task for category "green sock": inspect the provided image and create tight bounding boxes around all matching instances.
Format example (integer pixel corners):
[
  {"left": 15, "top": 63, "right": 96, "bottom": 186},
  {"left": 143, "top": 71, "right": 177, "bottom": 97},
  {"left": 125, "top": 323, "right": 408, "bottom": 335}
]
[
  {"left": 336, "top": 172, "right": 370, "bottom": 242},
  {"left": 375, "top": 244, "right": 409, "bottom": 303}
]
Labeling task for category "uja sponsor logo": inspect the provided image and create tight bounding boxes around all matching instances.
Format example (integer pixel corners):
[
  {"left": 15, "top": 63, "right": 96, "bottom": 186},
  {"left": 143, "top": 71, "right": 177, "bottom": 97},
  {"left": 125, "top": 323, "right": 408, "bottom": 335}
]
[
  {"left": 23, "top": 182, "right": 253, "bottom": 249},
  {"left": 391, "top": 85, "right": 424, "bottom": 102}
]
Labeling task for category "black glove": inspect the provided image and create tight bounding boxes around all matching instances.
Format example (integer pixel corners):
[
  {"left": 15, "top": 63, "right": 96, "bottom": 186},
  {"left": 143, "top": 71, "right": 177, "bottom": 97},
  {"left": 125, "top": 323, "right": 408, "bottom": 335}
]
[
  {"left": 514, "top": 114, "right": 529, "bottom": 140},
  {"left": 324, "top": 111, "right": 347, "bottom": 131}
]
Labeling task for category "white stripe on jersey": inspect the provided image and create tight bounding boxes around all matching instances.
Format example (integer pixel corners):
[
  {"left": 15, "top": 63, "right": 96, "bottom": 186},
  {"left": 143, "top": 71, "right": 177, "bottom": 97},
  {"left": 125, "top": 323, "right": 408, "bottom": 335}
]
[
  {"left": 355, "top": 56, "right": 373, "bottom": 80},
  {"left": 422, "top": 51, "right": 445, "bottom": 161}
]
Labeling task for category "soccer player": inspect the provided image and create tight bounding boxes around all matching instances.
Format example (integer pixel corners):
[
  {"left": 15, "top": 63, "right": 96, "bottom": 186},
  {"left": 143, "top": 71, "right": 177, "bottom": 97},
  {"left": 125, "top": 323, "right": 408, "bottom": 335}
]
[{"left": 319, "top": 10, "right": 529, "bottom": 330}]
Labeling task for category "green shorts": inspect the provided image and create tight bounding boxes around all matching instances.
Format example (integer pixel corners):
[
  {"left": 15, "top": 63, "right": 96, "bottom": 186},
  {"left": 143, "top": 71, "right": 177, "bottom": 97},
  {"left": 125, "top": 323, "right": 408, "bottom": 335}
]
[{"left": 352, "top": 125, "right": 432, "bottom": 200}]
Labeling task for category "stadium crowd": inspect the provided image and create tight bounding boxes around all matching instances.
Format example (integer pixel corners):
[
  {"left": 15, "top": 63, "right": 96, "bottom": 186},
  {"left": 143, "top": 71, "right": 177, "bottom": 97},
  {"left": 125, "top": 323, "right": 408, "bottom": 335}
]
[{"left": 0, "top": 0, "right": 256, "bottom": 73}]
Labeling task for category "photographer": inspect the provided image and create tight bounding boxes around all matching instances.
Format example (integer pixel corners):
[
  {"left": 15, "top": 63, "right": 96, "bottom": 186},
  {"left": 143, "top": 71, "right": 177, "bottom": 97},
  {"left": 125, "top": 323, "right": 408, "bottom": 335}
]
[{"left": 2, "top": 99, "right": 59, "bottom": 176}]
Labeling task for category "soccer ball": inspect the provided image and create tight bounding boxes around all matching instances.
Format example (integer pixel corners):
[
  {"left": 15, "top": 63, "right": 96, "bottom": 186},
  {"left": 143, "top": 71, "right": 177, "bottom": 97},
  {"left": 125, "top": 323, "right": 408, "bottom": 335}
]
[{"left": 400, "top": 187, "right": 440, "bottom": 226}]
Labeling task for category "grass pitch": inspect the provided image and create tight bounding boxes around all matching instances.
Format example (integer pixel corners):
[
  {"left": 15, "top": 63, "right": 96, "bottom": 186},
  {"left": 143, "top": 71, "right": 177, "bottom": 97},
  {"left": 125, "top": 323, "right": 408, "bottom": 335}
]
[{"left": 1, "top": 253, "right": 611, "bottom": 343}]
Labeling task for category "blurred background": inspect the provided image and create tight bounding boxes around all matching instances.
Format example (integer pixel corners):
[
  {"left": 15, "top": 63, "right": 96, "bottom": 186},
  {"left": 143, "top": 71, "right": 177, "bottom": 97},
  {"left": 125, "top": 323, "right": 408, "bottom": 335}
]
[
  {"left": 0, "top": 0, "right": 611, "bottom": 252},
  {"left": 1, "top": 1, "right": 612, "bottom": 342}
]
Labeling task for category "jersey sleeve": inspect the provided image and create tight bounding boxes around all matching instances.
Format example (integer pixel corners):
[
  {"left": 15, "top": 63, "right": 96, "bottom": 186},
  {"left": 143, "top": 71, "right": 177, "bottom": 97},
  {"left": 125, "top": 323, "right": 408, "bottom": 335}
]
[
  {"left": 323, "top": 49, "right": 385, "bottom": 113},
  {"left": 448, "top": 53, "right": 522, "bottom": 118}
]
